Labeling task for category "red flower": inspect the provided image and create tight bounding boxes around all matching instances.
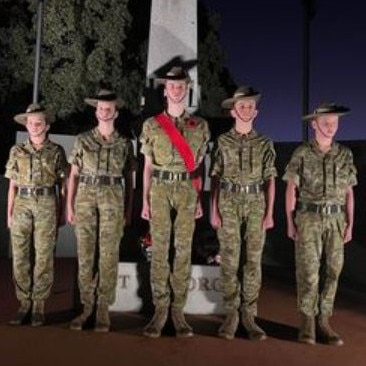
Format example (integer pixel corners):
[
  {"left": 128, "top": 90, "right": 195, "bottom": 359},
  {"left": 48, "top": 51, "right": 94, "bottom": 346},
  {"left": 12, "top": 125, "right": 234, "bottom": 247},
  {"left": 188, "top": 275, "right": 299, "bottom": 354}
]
[{"left": 186, "top": 119, "right": 197, "bottom": 129}]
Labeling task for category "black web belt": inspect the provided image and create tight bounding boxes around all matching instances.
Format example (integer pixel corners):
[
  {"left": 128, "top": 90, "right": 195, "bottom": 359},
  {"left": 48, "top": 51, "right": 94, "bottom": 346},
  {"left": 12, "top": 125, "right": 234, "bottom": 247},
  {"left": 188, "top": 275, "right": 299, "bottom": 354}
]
[
  {"left": 220, "top": 181, "right": 263, "bottom": 194},
  {"left": 297, "top": 202, "right": 345, "bottom": 215},
  {"left": 79, "top": 175, "right": 124, "bottom": 186},
  {"left": 17, "top": 186, "right": 55, "bottom": 197},
  {"left": 152, "top": 170, "right": 191, "bottom": 181}
]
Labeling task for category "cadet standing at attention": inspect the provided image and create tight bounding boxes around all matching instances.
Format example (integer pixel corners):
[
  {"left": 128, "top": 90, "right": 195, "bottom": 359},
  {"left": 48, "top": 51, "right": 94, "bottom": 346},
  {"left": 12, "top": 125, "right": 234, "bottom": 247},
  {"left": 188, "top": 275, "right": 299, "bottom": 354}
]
[
  {"left": 68, "top": 89, "right": 134, "bottom": 332},
  {"left": 210, "top": 86, "right": 277, "bottom": 341},
  {"left": 140, "top": 66, "right": 210, "bottom": 338},
  {"left": 6, "top": 103, "right": 68, "bottom": 327},
  {"left": 283, "top": 102, "right": 357, "bottom": 346}
]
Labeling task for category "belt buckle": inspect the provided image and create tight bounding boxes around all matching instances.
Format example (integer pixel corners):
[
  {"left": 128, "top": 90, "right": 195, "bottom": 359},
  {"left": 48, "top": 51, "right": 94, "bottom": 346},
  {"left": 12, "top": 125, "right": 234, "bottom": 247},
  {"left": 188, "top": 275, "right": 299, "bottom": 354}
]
[
  {"left": 321, "top": 204, "right": 331, "bottom": 215},
  {"left": 240, "top": 185, "right": 249, "bottom": 194},
  {"left": 171, "top": 172, "right": 179, "bottom": 181}
]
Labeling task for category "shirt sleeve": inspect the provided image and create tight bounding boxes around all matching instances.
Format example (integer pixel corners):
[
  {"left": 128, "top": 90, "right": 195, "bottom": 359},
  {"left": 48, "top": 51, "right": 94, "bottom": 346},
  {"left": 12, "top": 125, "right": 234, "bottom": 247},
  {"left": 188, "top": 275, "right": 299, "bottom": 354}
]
[
  {"left": 56, "top": 146, "right": 69, "bottom": 179},
  {"left": 197, "top": 119, "right": 211, "bottom": 160},
  {"left": 263, "top": 140, "right": 277, "bottom": 180},
  {"left": 68, "top": 135, "right": 83, "bottom": 168},
  {"left": 346, "top": 149, "right": 357, "bottom": 187},
  {"left": 282, "top": 147, "right": 303, "bottom": 186},
  {"left": 4, "top": 146, "right": 18, "bottom": 180},
  {"left": 139, "top": 120, "right": 154, "bottom": 157},
  {"left": 209, "top": 140, "right": 223, "bottom": 178}
]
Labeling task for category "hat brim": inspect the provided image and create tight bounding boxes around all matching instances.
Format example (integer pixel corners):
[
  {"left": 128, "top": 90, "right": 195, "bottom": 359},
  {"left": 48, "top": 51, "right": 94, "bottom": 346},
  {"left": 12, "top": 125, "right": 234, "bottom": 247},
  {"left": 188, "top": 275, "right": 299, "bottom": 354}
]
[
  {"left": 221, "top": 94, "right": 261, "bottom": 109},
  {"left": 14, "top": 111, "right": 54, "bottom": 125},
  {"left": 302, "top": 108, "right": 350, "bottom": 121},
  {"left": 155, "top": 76, "right": 192, "bottom": 85},
  {"left": 85, "top": 97, "right": 124, "bottom": 109}
]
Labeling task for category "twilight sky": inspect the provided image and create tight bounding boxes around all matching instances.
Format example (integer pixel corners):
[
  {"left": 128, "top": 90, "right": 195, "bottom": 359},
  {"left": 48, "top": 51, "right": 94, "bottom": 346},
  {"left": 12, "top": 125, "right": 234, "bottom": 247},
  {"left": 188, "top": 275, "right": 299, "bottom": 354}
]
[{"left": 199, "top": 0, "right": 366, "bottom": 142}]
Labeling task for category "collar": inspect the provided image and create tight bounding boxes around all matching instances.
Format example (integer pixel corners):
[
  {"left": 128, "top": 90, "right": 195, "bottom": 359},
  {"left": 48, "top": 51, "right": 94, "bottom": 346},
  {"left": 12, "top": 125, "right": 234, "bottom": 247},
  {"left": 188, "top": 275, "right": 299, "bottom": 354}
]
[
  {"left": 24, "top": 138, "right": 51, "bottom": 152},
  {"left": 310, "top": 139, "right": 339, "bottom": 156},
  {"left": 92, "top": 127, "right": 119, "bottom": 144},
  {"left": 230, "top": 127, "right": 258, "bottom": 140}
]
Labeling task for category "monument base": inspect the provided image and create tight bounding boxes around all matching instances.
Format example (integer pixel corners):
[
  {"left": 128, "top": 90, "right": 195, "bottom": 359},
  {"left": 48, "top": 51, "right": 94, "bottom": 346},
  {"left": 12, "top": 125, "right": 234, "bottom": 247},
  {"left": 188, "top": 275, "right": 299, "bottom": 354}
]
[{"left": 110, "top": 263, "right": 224, "bottom": 314}]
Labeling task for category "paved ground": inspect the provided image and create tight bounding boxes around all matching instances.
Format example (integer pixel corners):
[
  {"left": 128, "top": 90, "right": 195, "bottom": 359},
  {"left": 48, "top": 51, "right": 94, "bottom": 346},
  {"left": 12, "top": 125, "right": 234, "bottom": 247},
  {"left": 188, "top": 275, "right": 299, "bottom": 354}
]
[{"left": 1, "top": 258, "right": 366, "bottom": 366}]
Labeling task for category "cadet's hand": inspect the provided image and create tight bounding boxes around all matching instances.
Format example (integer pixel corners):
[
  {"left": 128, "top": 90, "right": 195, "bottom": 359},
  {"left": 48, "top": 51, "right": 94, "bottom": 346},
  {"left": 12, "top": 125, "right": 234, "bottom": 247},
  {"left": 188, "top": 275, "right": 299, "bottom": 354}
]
[
  {"left": 7, "top": 214, "right": 12, "bottom": 229},
  {"left": 287, "top": 220, "right": 298, "bottom": 241},
  {"left": 195, "top": 200, "right": 203, "bottom": 219},
  {"left": 343, "top": 224, "right": 353, "bottom": 244},
  {"left": 67, "top": 208, "right": 76, "bottom": 225},
  {"left": 262, "top": 214, "right": 274, "bottom": 230},
  {"left": 210, "top": 210, "right": 222, "bottom": 229},
  {"left": 141, "top": 202, "right": 151, "bottom": 221}
]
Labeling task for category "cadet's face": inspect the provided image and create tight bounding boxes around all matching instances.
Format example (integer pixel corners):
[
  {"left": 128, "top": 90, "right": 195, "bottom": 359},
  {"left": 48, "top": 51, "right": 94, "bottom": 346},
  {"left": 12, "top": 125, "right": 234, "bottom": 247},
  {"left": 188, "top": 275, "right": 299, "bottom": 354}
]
[
  {"left": 312, "top": 114, "right": 339, "bottom": 139},
  {"left": 165, "top": 80, "right": 188, "bottom": 104},
  {"left": 232, "top": 99, "right": 258, "bottom": 122},
  {"left": 26, "top": 115, "right": 48, "bottom": 137},
  {"left": 95, "top": 101, "right": 118, "bottom": 123}
]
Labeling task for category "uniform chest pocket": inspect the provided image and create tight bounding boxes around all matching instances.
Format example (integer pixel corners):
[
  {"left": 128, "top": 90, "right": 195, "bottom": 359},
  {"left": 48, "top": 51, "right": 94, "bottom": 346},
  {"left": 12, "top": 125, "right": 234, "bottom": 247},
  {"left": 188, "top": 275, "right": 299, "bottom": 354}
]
[
  {"left": 16, "top": 152, "right": 31, "bottom": 176},
  {"left": 82, "top": 145, "right": 101, "bottom": 173},
  {"left": 108, "top": 144, "right": 128, "bottom": 174},
  {"left": 301, "top": 157, "right": 323, "bottom": 195},
  {"left": 153, "top": 131, "right": 173, "bottom": 165},
  {"left": 334, "top": 162, "right": 349, "bottom": 189},
  {"left": 221, "top": 147, "right": 240, "bottom": 177}
]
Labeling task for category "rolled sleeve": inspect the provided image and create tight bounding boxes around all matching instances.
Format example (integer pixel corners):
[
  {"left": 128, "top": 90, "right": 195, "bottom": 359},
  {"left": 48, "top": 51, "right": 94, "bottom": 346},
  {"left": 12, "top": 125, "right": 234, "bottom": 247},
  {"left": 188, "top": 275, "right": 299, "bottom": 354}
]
[
  {"left": 263, "top": 142, "right": 277, "bottom": 180},
  {"left": 68, "top": 135, "right": 83, "bottom": 168},
  {"left": 209, "top": 141, "right": 223, "bottom": 178},
  {"left": 5, "top": 146, "right": 18, "bottom": 180},
  {"left": 282, "top": 153, "right": 301, "bottom": 186},
  {"left": 139, "top": 120, "right": 153, "bottom": 157}
]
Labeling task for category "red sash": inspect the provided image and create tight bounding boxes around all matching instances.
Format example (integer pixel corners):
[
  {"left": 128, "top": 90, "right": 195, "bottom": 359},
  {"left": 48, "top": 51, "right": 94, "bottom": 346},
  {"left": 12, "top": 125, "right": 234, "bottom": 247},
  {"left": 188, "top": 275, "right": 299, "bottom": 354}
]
[{"left": 155, "top": 113, "right": 201, "bottom": 192}]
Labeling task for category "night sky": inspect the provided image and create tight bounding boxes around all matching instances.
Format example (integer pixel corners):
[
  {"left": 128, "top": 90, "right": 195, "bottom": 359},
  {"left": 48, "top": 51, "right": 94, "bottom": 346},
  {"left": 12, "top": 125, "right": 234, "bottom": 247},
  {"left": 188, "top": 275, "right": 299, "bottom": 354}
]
[{"left": 199, "top": 0, "right": 366, "bottom": 142}]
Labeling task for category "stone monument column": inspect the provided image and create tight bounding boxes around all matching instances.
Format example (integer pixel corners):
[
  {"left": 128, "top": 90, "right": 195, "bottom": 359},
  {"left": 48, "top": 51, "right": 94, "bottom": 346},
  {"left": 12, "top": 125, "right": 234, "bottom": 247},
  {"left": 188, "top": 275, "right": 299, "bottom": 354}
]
[{"left": 145, "top": 0, "right": 198, "bottom": 113}]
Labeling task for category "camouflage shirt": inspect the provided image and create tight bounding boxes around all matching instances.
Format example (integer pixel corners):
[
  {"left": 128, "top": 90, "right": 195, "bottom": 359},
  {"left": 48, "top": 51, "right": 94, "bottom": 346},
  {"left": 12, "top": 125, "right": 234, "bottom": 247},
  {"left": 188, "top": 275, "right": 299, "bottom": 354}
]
[
  {"left": 69, "top": 127, "right": 134, "bottom": 176},
  {"left": 282, "top": 140, "right": 357, "bottom": 205},
  {"left": 5, "top": 138, "right": 68, "bottom": 187},
  {"left": 210, "top": 128, "right": 277, "bottom": 185},
  {"left": 139, "top": 111, "right": 210, "bottom": 172}
]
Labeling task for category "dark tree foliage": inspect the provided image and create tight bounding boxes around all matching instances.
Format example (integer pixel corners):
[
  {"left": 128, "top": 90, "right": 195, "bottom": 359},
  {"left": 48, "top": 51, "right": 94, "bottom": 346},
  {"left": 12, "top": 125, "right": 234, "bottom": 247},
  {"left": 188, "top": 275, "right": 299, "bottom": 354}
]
[{"left": 0, "top": 0, "right": 235, "bottom": 135}]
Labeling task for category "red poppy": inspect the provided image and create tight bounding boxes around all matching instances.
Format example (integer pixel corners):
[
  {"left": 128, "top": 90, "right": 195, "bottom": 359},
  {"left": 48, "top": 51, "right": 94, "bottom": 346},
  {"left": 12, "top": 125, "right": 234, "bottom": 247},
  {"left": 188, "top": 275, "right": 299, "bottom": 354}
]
[{"left": 186, "top": 119, "right": 197, "bottom": 129}]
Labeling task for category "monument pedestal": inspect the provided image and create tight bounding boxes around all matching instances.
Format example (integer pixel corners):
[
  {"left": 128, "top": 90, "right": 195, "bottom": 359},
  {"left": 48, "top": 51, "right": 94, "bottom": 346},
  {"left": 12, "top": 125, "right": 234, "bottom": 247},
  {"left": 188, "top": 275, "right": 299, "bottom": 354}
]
[{"left": 110, "top": 263, "right": 224, "bottom": 314}]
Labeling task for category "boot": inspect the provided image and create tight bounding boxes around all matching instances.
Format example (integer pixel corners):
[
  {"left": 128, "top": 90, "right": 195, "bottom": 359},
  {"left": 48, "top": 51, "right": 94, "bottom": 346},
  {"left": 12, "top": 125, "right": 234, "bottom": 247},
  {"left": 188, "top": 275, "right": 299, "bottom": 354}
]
[
  {"left": 171, "top": 308, "right": 194, "bottom": 338},
  {"left": 95, "top": 303, "right": 110, "bottom": 333},
  {"left": 143, "top": 307, "right": 169, "bottom": 338},
  {"left": 70, "top": 303, "right": 94, "bottom": 331},
  {"left": 9, "top": 300, "right": 32, "bottom": 326},
  {"left": 241, "top": 314, "right": 267, "bottom": 341},
  {"left": 298, "top": 314, "right": 316, "bottom": 345},
  {"left": 317, "top": 315, "right": 344, "bottom": 346},
  {"left": 218, "top": 310, "right": 239, "bottom": 340},
  {"left": 31, "top": 301, "right": 45, "bottom": 327}
]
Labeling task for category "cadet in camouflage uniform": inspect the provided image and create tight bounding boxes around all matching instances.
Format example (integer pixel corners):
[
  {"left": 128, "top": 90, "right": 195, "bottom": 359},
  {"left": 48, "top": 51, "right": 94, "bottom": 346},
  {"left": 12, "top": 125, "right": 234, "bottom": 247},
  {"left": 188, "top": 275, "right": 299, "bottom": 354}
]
[
  {"left": 283, "top": 102, "right": 357, "bottom": 346},
  {"left": 140, "top": 67, "right": 210, "bottom": 338},
  {"left": 210, "top": 86, "right": 277, "bottom": 341},
  {"left": 68, "top": 90, "right": 134, "bottom": 332},
  {"left": 5, "top": 103, "right": 68, "bottom": 327}
]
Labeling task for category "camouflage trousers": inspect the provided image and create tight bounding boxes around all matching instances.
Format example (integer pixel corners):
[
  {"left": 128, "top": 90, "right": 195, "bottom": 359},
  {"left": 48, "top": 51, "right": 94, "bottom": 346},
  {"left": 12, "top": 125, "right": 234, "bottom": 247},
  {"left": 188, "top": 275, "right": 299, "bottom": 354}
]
[
  {"left": 217, "top": 191, "right": 266, "bottom": 315},
  {"left": 10, "top": 195, "right": 57, "bottom": 302},
  {"left": 295, "top": 212, "right": 346, "bottom": 316},
  {"left": 150, "top": 179, "right": 197, "bottom": 309},
  {"left": 75, "top": 185, "right": 124, "bottom": 306}
]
